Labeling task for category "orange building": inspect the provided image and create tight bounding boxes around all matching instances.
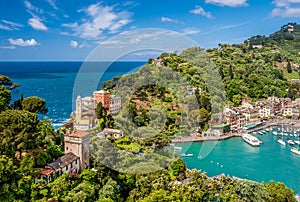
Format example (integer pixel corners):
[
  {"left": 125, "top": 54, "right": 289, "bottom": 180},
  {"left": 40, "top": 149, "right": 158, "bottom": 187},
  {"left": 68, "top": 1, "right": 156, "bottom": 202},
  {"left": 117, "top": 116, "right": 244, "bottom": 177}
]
[{"left": 93, "top": 90, "right": 110, "bottom": 110}]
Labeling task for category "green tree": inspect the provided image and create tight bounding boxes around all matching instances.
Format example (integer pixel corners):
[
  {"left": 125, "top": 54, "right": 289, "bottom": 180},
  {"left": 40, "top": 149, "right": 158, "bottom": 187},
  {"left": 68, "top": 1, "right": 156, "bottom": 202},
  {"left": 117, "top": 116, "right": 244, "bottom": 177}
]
[
  {"left": 265, "top": 180, "right": 297, "bottom": 202},
  {"left": 0, "top": 110, "right": 41, "bottom": 160},
  {"left": 98, "top": 179, "right": 119, "bottom": 201},
  {"left": 287, "top": 61, "right": 293, "bottom": 73},
  {"left": 235, "top": 180, "right": 269, "bottom": 202},
  {"left": 22, "top": 96, "right": 48, "bottom": 114},
  {"left": 0, "top": 85, "right": 11, "bottom": 112},
  {"left": 170, "top": 158, "right": 186, "bottom": 178}
]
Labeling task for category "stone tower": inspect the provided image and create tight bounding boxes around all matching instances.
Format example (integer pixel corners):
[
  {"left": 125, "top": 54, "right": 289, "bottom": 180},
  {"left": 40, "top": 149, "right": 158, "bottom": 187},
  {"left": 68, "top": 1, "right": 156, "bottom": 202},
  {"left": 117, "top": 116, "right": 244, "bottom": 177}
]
[
  {"left": 64, "top": 131, "right": 91, "bottom": 171},
  {"left": 76, "top": 96, "right": 82, "bottom": 124}
]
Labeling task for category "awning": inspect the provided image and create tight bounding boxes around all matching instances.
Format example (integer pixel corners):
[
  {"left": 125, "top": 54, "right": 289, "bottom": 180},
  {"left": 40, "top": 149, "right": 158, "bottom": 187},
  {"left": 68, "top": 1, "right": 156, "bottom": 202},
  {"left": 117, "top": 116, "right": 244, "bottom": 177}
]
[{"left": 243, "top": 124, "right": 256, "bottom": 130}]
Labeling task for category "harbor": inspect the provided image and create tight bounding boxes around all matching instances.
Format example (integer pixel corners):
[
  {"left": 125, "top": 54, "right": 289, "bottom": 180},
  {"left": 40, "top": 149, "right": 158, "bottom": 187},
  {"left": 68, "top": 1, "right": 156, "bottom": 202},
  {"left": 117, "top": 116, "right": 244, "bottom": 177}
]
[
  {"left": 175, "top": 127, "right": 300, "bottom": 194},
  {"left": 172, "top": 118, "right": 300, "bottom": 143}
]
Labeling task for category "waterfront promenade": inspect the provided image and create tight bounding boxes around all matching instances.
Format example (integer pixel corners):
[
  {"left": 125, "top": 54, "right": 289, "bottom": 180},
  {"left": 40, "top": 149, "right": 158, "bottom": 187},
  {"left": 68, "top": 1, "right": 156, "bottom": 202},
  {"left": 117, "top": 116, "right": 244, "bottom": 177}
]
[{"left": 172, "top": 118, "right": 300, "bottom": 143}]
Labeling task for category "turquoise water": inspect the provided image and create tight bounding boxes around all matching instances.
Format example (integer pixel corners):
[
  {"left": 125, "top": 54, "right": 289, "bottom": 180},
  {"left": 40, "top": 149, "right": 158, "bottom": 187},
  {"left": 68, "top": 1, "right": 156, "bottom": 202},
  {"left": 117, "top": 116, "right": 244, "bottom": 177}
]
[{"left": 178, "top": 130, "right": 300, "bottom": 194}]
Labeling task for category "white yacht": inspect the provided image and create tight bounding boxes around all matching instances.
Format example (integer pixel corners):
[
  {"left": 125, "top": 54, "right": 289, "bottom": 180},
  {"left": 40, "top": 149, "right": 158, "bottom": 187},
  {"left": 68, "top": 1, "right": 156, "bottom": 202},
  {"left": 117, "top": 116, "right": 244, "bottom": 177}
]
[
  {"left": 287, "top": 139, "right": 295, "bottom": 145},
  {"left": 291, "top": 147, "right": 300, "bottom": 155},
  {"left": 181, "top": 153, "right": 193, "bottom": 157},
  {"left": 278, "top": 138, "right": 286, "bottom": 146},
  {"left": 295, "top": 140, "right": 300, "bottom": 145},
  {"left": 242, "top": 134, "right": 261, "bottom": 147},
  {"left": 272, "top": 131, "right": 278, "bottom": 135}
]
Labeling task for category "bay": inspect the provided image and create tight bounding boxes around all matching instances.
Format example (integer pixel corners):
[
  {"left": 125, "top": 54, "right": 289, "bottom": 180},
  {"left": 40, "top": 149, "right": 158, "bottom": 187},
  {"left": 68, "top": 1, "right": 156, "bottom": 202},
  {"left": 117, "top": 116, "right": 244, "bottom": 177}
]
[{"left": 177, "top": 130, "right": 300, "bottom": 194}]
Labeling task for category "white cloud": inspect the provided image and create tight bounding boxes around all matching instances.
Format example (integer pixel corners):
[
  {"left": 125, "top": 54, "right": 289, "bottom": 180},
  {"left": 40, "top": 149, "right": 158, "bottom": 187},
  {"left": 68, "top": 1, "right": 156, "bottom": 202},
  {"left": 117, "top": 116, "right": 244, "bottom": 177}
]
[
  {"left": 2, "top": 20, "right": 23, "bottom": 28},
  {"left": 182, "top": 28, "right": 201, "bottom": 35},
  {"left": 45, "top": 0, "right": 58, "bottom": 10},
  {"left": 205, "top": 0, "right": 248, "bottom": 7},
  {"left": 271, "top": 0, "right": 300, "bottom": 17},
  {"left": 0, "top": 20, "right": 23, "bottom": 31},
  {"left": 123, "top": 1, "right": 135, "bottom": 6},
  {"left": 273, "top": 0, "right": 300, "bottom": 7},
  {"left": 0, "top": 45, "right": 16, "bottom": 49},
  {"left": 24, "top": 0, "right": 44, "bottom": 14},
  {"left": 271, "top": 7, "right": 300, "bottom": 17},
  {"left": 69, "top": 40, "right": 89, "bottom": 48},
  {"left": 28, "top": 17, "right": 48, "bottom": 30},
  {"left": 8, "top": 38, "right": 39, "bottom": 47},
  {"left": 70, "top": 40, "right": 78, "bottom": 48},
  {"left": 161, "top": 17, "right": 180, "bottom": 23},
  {"left": 0, "top": 24, "right": 12, "bottom": 31},
  {"left": 63, "top": 3, "right": 132, "bottom": 39},
  {"left": 189, "top": 5, "right": 213, "bottom": 18}
]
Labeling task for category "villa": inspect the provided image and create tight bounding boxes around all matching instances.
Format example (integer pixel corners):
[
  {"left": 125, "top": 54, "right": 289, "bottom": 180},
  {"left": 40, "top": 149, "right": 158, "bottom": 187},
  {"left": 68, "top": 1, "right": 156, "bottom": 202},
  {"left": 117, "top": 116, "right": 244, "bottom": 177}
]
[{"left": 35, "top": 131, "right": 91, "bottom": 183}]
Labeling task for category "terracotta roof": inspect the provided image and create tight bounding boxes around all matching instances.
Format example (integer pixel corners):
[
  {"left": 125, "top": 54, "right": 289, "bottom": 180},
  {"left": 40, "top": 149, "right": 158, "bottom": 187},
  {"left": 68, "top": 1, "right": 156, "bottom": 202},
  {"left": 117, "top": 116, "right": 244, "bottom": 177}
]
[
  {"left": 68, "top": 131, "right": 90, "bottom": 138},
  {"left": 59, "top": 153, "right": 79, "bottom": 168},
  {"left": 46, "top": 153, "right": 79, "bottom": 170},
  {"left": 40, "top": 168, "right": 55, "bottom": 176}
]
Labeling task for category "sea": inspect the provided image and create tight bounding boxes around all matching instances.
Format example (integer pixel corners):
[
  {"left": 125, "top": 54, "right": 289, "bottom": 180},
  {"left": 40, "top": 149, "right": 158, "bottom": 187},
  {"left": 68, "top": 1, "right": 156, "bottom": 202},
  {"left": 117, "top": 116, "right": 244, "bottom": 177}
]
[
  {"left": 0, "top": 61, "right": 145, "bottom": 128},
  {"left": 0, "top": 61, "right": 299, "bottom": 194}
]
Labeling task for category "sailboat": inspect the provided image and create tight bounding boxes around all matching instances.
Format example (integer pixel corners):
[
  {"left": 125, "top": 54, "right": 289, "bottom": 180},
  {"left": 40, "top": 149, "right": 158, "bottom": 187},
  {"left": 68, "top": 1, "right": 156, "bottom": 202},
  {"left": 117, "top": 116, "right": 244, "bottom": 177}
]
[{"left": 278, "top": 124, "right": 286, "bottom": 146}]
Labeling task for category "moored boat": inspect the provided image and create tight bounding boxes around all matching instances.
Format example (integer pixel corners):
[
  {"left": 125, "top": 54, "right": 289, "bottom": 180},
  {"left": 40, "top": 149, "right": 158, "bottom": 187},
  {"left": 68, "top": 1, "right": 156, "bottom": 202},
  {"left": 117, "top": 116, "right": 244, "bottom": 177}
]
[
  {"left": 278, "top": 138, "right": 286, "bottom": 146},
  {"left": 181, "top": 153, "right": 193, "bottom": 157},
  {"left": 287, "top": 138, "right": 295, "bottom": 145},
  {"left": 291, "top": 147, "right": 300, "bottom": 155},
  {"left": 242, "top": 134, "right": 261, "bottom": 147}
]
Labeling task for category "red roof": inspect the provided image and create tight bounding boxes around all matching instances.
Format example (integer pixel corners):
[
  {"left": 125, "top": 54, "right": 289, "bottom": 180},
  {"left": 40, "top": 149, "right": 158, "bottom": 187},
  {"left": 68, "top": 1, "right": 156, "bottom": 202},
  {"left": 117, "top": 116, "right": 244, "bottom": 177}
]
[
  {"left": 68, "top": 131, "right": 90, "bottom": 138},
  {"left": 40, "top": 168, "right": 54, "bottom": 176}
]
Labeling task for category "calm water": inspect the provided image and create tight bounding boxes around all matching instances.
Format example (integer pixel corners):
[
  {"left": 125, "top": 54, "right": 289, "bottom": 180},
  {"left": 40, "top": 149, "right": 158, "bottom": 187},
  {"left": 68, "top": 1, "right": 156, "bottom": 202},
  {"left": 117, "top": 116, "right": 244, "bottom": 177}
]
[
  {"left": 178, "top": 130, "right": 300, "bottom": 193},
  {"left": 0, "top": 61, "right": 145, "bottom": 128}
]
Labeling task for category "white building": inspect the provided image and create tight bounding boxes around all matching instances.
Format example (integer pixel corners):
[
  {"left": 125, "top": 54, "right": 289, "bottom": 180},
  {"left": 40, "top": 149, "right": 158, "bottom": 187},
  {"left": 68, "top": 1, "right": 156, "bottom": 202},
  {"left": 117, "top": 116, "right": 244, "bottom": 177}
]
[
  {"left": 259, "top": 106, "right": 271, "bottom": 118},
  {"left": 282, "top": 105, "right": 293, "bottom": 117},
  {"left": 74, "top": 96, "right": 98, "bottom": 130},
  {"left": 110, "top": 95, "right": 122, "bottom": 115}
]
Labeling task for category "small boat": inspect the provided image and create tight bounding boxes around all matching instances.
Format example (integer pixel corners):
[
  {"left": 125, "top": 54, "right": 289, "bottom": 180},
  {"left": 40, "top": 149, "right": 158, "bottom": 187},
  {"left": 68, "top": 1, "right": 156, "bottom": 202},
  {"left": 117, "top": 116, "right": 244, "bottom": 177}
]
[
  {"left": 242, "top": 134, "right": 261, "bottom": 147},
  {"left": 174, "top": 146, "right": 182, "bottom": 150},
  {"left": 278, "top": 138, "right": 286, "bottom": 146},
  {"left": 283, "top": 133, "right": 288, "bottom": 136},
  {"left": 295, "top": 141, "right": 300, "bottom": 145},
  {"left": 266, "top": 128, "right": 270, "bottom": 132},
  {"left": 290, "top": 134, "right": 294, "bottom": 137},
  {"left": 287, "top": 139, "right": 295, "bottom": 145},
  {"left": 273, "top": 131, "right": 278, "bottom": 135},
  {"left": 181, "top": 154, "right": 193, "bottom": 157},
  {"left": 294, "top": 134, "right": 298, "bottom": 138},
  {"left": 291, "top": 147, "right": 300, "bottom": 155}
]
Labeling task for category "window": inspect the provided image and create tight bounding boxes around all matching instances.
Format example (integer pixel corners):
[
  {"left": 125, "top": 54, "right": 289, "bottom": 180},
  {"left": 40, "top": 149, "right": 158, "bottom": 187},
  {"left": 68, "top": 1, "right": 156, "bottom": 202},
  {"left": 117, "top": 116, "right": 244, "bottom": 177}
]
[
  {"left": 66, "top": 165, "right": 68, "bottom": 171},
  {"left": 66, "top": 147, "right": 68, "bottom": 151}
]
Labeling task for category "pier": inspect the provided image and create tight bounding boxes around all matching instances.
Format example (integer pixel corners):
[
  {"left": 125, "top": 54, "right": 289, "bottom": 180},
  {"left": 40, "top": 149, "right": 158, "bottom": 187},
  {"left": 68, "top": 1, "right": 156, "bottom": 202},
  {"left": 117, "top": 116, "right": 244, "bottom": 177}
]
[{"left": 172, "top": 118, "right": 300, "bottom": 143}]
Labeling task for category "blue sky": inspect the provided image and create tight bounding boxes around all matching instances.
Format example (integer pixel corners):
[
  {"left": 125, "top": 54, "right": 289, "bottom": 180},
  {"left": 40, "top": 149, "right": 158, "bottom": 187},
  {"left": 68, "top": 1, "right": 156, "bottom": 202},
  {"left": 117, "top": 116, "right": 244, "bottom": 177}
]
[{"left": 0, "top": 0, "right": 299, "bottom": 61}]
